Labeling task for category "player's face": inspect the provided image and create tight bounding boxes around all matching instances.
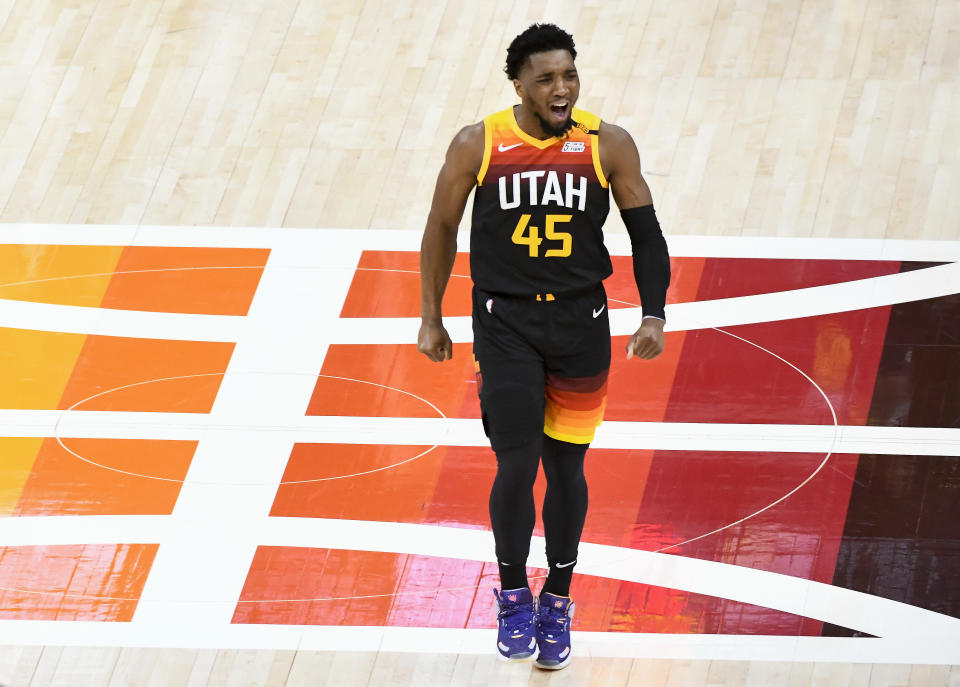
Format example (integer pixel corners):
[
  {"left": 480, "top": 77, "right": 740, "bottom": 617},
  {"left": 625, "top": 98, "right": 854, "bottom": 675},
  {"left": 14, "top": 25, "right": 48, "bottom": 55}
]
[{"left": 514, "top": 49, "right": 579, "bottom": 137}]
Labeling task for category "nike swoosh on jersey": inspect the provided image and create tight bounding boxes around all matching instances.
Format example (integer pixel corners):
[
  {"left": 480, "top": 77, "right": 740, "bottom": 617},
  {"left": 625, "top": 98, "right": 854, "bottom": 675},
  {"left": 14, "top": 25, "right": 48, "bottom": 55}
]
[
  {"left": 592, "top": 305, "right": 606, "bottom": 318},
  {"left": 498, "top": 142, "right": 522, "bottom": 152}
]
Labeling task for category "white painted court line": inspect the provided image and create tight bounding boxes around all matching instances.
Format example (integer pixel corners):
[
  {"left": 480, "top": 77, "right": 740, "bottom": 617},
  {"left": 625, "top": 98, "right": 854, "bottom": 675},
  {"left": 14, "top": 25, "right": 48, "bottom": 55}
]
[
  {"left": 0, "top": 227, "right": 958, "bottom": 665},
  {"left": 3, "top": 254, "right": 950, "bottom": 341},
  {"left": 1, "top": 517, "right": 959, "bottom": 657},
  {"left": 2, "top": 224, "right": 960, "bottom": 261},
  {"left": 1, "top": 229, "right": 956, "bottom": 341},
  {"left": 334, "top": 261, "right": 960, "bottom": 342},
  {"left": 127, "top": 240, "right": 359, "bottom": 643},
  {"left": 0, "top": 297, "right": 248, "bottom": 341},
  {"left": 2, "top": 411, "right": 958, "bottom": 457}
]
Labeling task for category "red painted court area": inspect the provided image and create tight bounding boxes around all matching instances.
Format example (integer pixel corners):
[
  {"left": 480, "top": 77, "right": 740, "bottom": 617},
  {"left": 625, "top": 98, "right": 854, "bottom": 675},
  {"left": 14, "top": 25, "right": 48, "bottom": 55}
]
[
  {"left": 235, "top": 251, "right": 902, "bottom": 636},
  {"left": 3, "top": 247, "right": 954, "bottom": 644}
]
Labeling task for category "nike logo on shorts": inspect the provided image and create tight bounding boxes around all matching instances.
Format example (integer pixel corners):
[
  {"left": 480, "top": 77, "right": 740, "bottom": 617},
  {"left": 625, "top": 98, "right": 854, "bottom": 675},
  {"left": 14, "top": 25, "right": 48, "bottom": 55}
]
[
  {"left": 592, "top": 305, "right": 605, "bottom": 318},
  {"left": 498, "top": 142, "right": 522, "bottom": 152}
]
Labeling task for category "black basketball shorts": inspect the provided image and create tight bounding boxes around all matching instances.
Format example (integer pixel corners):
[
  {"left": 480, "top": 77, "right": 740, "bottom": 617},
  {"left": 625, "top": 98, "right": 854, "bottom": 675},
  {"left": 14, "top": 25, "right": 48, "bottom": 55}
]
[{"left": 471, "top": 283, "right": 611, "bottom": 453}]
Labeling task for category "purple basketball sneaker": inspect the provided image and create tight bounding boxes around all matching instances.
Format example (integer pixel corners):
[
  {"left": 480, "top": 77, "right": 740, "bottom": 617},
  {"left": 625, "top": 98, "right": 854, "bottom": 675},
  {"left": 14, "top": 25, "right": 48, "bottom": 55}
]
[
  {"left": 493, "top": 587, "right": 537, "bottom": 660},
  {"left": 535, "top": 592, "right": 574, "bottom": 670}
]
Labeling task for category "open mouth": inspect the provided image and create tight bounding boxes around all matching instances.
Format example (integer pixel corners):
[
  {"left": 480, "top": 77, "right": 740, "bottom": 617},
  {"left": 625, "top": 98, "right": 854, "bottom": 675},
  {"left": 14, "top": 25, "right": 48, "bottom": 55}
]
[{"left": 549, "top": 101, "right": 569, "bottom": 122}]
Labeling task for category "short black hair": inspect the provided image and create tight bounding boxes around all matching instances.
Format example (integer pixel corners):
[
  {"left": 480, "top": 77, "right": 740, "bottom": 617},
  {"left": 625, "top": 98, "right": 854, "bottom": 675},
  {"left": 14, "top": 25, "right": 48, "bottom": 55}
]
[{"left": 504, "top": 23, "right": 577, "bottom": 80}]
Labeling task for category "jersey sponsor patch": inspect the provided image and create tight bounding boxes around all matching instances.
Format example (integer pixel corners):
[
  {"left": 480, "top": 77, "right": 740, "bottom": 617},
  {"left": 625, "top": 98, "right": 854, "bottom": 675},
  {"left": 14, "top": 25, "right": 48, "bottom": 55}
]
[{"left": 561, "top": 141, "right": 585, "bottom": 153}]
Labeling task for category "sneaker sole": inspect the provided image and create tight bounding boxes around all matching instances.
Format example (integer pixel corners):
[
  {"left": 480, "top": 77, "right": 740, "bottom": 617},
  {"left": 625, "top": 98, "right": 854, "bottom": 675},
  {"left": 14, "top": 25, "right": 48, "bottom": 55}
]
[
  {"left": 496, "top": 651, "right": 535, "bottom": 662},
  {"left": 534, "top": 655, "right": 572, "bottom": 671}
]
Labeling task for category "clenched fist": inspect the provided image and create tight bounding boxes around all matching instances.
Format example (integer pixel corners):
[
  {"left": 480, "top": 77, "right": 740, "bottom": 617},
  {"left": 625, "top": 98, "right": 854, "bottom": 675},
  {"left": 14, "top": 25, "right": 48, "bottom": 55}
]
[
  {"left": 417, "top": 321, "right": 453, "bottom": 362},
  {"left": 625, "top": 318, "right": 665, "bottom": 360}
]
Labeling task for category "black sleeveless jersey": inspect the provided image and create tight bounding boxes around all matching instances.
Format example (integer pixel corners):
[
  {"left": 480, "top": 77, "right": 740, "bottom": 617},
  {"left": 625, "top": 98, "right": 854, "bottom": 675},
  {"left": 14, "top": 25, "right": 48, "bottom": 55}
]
[{"left": 470, "top": 106, "right": 612, "bottom": 295}]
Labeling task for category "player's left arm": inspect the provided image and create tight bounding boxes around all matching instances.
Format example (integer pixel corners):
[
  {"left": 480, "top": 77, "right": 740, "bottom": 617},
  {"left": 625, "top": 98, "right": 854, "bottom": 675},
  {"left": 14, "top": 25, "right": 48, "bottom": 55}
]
[{"left": 600, "top": 121, "right": 671, "bottom": 360}]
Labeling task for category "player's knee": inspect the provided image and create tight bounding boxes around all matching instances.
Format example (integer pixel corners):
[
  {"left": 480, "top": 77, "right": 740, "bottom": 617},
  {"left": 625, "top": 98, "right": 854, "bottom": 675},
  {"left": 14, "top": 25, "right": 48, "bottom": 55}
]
[
  {"left": 492, "top": 443, "right": 541, "bottom": 490},
  {"left": 489, "top": 428, "right": 542, "bottom": 453},
  {"left": 541, "top": 437, "right": 587, "bottom": 495}
]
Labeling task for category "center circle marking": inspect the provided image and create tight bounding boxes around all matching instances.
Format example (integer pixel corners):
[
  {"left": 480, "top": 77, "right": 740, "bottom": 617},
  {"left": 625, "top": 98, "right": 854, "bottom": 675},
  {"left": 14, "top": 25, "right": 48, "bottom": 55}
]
[{"left": 54, "top": 371, "right": 447, "bottom": 486}]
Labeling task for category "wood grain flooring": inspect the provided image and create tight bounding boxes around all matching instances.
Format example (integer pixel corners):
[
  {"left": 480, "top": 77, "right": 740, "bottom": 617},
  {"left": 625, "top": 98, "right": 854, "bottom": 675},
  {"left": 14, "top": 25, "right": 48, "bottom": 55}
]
[
  {"left": 0, "top": 1, "right": 958, "bottom": 685},
  {"left": 0, "top": 0, "right": 956, "bottom": 238},
  {"left": 2, "top": 647, "right": 959, "bottom": 687}
]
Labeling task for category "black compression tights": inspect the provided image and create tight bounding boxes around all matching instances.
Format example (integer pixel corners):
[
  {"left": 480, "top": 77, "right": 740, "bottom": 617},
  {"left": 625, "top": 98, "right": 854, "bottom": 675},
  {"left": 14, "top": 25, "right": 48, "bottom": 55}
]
[{"left": 489, "top": 434, "right": 589, "bottom": 595}]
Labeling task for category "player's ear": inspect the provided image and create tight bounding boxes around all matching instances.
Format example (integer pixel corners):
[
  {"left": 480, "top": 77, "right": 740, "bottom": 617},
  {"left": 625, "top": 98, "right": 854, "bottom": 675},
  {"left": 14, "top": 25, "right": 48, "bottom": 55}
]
[{"left": 512, "top": 79, "right": 523, "bottom": 99}]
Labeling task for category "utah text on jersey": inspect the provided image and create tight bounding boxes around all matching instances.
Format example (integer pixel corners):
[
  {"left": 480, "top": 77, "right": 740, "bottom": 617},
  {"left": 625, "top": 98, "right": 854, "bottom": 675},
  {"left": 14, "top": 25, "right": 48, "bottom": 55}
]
[{"left": 499, "top": 171, "right": 588, "bottom": 211}]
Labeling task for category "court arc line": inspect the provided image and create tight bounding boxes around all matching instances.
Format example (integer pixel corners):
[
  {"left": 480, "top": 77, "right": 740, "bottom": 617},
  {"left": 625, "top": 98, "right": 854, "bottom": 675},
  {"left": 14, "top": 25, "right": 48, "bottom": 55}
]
[
  {"left": 53, "top": 372, "right": 449, "bottom": 485},
  {"left": 2, "top": 515, "right": 958, "bottom": 644},
  {"left": 653, "top": 325, "right": 838, "bottom": 553},
  {"left": 594, "top": 301, "right": 844, "bottom": 575},
  {"left": 49, "top": 314, "right": 843, "bottom": 561},
  {"left": 591, "top": 294, "right": 842, "bottom": 559}
]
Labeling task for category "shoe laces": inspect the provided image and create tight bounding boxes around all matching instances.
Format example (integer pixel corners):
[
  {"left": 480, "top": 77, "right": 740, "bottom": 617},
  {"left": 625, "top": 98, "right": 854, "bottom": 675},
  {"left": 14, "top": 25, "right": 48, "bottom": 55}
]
[
  {"left": 497, "top": 597, "right": 535, "bottom": 631},
  {"left": 538, "top": 604, "right": 569, "bottom": 636}
]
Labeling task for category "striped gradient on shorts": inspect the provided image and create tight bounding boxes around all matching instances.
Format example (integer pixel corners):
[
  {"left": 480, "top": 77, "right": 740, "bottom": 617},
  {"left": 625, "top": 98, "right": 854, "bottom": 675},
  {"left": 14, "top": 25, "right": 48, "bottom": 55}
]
[{"left": 543, "top": 370, "right": 609, "bottom": 444}]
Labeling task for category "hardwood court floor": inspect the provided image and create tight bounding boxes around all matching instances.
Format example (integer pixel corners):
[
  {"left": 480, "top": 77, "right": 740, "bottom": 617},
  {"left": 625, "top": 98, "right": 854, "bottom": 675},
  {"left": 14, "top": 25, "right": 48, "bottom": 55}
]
[
  {"left": 0, "top": 0, "right": 957, "bottom": 239},
  {"left": 0, "top": 1, "right": 958, "bottom": 686},
  {"left": 2, "top": 647, "right": 959, "bottom": 687}
]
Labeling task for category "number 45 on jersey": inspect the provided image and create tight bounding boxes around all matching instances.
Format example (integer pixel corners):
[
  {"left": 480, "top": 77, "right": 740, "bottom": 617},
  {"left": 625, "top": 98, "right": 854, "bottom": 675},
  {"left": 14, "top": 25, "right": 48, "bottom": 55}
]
[{"left": 512, "top": 214, "right": 573, "bottom": 258}]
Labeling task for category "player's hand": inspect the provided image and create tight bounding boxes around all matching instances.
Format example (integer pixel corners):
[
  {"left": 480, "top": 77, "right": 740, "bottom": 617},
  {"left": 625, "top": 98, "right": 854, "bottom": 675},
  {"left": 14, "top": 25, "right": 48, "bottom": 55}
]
[
  {"left": 417, "top": 320, "right": 453, "bottom": 362},
  {"left": 626, "top": 318, "right": 665, "bottom": 360}
]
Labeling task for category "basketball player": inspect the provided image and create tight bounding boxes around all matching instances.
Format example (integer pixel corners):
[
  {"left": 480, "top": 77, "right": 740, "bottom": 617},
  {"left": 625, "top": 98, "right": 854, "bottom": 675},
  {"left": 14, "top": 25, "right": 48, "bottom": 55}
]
[{"left": 417, "top": 23, "right": 669, "bottom": 670}]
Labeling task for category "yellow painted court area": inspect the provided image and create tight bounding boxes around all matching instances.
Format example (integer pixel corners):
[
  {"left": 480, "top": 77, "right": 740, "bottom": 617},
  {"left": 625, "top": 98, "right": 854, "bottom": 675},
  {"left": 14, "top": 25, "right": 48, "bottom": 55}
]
[
  {"left": 0, "top": 438, "right": 44, "bottom": 516},
  {"left": 0, "top": 328, "right": 87, "bottom": 410},
  {"left": 0, "top": 245, "right": 123, "bottom": 307}
]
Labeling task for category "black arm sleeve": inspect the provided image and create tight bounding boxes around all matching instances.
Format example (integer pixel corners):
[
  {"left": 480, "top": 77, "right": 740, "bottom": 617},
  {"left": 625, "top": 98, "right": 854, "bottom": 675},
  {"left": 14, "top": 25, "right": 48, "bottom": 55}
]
[{"left": 621, "top": 205, "right": 670, "bottom": 320}]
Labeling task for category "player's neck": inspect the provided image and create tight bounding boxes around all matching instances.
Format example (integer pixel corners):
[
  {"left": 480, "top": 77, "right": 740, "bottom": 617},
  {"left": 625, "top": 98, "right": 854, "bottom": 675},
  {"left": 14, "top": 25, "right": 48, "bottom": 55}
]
[{"left": 513, "top": 104, "right": 555, "bottom": 140}]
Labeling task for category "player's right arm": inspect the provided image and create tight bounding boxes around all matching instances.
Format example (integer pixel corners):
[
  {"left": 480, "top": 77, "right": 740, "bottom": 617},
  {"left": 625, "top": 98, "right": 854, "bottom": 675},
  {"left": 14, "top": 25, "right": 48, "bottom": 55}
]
[{"left": 418, "top": 122, "right": 484, "bottom": 362}]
